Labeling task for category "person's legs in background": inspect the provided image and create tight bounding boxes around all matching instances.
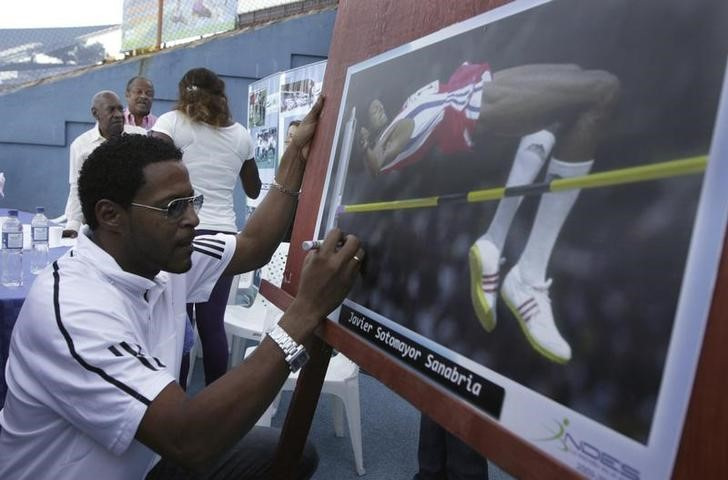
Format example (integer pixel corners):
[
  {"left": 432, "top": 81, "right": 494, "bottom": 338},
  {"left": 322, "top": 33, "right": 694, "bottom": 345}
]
[
  {"left": 413, "top": 413, "right": 447, "bottom": 480},
  {"left": 444, "top": 425, "right": 489, "bottom": 480},
  {"left": 192, "top": 271, "right": 234, "bottom": 385},
  {"left": 413, "top": 414, "right": 489, "bottom": 480},
  {"left": 182, "top": 229, "right": 237, "bottom": 386}
]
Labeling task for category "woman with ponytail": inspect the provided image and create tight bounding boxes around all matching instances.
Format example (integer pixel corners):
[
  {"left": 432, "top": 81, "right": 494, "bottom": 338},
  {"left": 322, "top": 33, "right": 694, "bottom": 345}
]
[{"left": 152, "top": 67, "right": 262, "bottom": 387}]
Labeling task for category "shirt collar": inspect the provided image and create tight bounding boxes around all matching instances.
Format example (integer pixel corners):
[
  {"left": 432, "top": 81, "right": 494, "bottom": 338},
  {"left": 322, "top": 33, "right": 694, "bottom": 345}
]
[
  {"left": 91, "top": 123, "right": 106, "bottom": 143},
  {"left": 91, "top": 123, "right": 149, "bottom": 144},
  {"left": 76, "top": 226, "right": 169, "bottom": 295},
  {"left": 124, "top": 108, "right": 156, "bottom": 129}
]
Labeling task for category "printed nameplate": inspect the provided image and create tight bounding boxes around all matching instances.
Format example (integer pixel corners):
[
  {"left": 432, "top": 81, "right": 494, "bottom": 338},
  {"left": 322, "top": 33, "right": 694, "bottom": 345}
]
[{"left": 340, "top": 304, "right": 504, "bottom": 418}]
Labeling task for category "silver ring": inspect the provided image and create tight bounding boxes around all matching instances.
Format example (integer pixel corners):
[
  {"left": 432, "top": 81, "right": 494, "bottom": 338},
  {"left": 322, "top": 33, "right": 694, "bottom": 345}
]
[{"left": 353, "top": 255, "right": 362, "bottom": 263}]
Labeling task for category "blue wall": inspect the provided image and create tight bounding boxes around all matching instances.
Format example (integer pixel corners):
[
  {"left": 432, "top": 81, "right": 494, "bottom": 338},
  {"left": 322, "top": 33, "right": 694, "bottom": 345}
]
[{"left": 0, "top": 10, "right": 335, "bottom": 225}]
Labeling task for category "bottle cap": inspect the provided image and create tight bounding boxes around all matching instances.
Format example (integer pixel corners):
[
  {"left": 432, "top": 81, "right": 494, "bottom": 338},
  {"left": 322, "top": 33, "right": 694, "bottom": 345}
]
[
  {"left": 36, "top": 207, "right": 45, "bottom": 213},
  {"left": 8, "top": 209, "right": 18, "bottom": 217}
]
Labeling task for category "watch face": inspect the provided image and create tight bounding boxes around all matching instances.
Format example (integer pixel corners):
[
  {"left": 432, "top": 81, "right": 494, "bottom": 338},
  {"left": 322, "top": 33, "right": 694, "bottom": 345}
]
[{"left": 288, "top": 348, "right": 310, "bottom": 372}]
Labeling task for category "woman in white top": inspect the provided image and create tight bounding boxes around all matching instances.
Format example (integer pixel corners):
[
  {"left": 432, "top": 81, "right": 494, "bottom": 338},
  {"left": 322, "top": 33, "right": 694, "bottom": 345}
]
[{"left": 152, "top": 67, "right": 261, "bottom": 386}]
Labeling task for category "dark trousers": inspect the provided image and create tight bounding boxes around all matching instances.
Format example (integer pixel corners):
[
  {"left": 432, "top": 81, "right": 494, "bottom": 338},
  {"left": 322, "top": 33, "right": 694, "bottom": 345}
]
[
  {"left": 146, "top": 426, "right": 318, "bottom": 480},
  {"left": 413, "top": 415, "right": 489, "bottom": 480},
  {"left": 182, "top": 229, "right": 236, "bottom": 387}
]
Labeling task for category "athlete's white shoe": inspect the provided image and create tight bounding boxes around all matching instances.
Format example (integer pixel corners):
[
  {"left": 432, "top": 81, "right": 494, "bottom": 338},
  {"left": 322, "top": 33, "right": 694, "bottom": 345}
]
[
  {"left": 469, "top": 239, "right": 502, "bottom": 332},
  {"left": 501, "top": 265, "right": 571, "bottom": 363}
]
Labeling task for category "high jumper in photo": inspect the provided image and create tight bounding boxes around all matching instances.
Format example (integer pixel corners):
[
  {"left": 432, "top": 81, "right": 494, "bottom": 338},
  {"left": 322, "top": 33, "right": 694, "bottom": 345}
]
[{"left": 358, "top": 62, "right": 620, "bottom": 363}]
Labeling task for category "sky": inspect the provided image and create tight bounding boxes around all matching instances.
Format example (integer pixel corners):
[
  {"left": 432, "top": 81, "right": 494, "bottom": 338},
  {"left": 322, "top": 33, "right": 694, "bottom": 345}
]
[{"left": 0, "top": 0, "right": 124, "bottom": 29}]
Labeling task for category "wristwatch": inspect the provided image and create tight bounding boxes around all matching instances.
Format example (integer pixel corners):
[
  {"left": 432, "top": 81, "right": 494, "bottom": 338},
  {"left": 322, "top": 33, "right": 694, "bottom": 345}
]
[{"left": 267, "top": 325, "right": 310, "bottom": 373}]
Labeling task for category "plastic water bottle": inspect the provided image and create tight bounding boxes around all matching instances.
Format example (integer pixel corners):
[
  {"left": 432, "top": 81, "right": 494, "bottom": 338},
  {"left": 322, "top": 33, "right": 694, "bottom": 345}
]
[
  {"left": 31, "top": 207, "right": 49, "bottom": 274},
  {"left": 2, "top": 210, "right": 24, "bottom": 287}
]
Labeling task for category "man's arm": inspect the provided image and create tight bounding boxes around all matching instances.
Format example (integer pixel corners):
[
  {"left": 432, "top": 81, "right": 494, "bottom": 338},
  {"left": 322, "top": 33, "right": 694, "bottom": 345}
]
[
  {"left": 137, "top": 229, "right": 364, "bottom": 472},
  {"left": 239, "top": 158, "right": 261, "bottom": 199},
  {"left": 223, "top": 96, "right": 324, "bottom": 275}
]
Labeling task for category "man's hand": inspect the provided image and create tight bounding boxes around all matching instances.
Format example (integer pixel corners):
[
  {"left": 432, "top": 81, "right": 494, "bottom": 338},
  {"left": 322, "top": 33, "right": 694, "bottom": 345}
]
[
  {"left": 61, "top": 229, "right": 78, "bottom": 239},
  {"left": 291, "top": 229, "right": 365, "bottom": 332},
  {"left": 289, "top": 96, "right": 325, "bottom": 163}
]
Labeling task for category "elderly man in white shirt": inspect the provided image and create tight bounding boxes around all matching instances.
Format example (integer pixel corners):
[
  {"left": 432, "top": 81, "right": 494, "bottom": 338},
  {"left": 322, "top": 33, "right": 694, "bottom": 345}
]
[{"left": 63, "top": 90, "right": 147, "bottom": 238}]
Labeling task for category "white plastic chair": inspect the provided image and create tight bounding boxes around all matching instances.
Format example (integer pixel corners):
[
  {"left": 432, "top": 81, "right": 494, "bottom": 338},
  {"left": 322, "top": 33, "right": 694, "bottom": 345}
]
[
  {"left": 186, "top": 324, "right": 203, "bottom": 388},
  {"left": 286, "top": 351, "right": 364, "bottom": 476},
  {"left": 247, "top": 306, "right": 365, "bottom": 476},
  {"left": 225, "top": 242, "right": 290, "bottom": 367}
]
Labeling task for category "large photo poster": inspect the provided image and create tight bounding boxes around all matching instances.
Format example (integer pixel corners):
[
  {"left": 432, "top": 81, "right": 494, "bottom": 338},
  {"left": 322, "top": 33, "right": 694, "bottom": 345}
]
[{"left": 315, "top": 0, "right": 728, "bottom": 478}]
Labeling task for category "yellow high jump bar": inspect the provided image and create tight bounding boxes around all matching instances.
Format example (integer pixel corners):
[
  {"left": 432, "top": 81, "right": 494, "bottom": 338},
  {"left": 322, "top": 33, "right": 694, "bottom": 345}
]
[{"left": 341, "top": 156, "right": 707, "bottom": 215}]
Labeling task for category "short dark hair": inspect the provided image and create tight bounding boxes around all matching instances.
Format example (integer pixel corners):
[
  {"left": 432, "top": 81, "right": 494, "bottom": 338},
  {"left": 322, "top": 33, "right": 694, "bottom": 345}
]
[
  {"left": 126, "top": 75, "right": 153, "bottom": 92},
  {"left": 79, "top": 134, "right": 183, "bottom": 230}
]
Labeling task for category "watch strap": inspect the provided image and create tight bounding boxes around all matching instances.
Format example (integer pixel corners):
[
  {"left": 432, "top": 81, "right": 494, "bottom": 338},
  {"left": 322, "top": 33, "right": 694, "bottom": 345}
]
[{"left": 267, "top": 324, "right": 309, "bottom": 372}]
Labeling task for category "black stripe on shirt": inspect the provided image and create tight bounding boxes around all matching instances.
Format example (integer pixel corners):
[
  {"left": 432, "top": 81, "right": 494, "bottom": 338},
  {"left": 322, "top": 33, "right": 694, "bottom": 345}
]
[
  {"left": 195, "top": 237, "right": 225, "bottom": 246},
  {"left": 193, "top": 246, "right": 222, "bottom": 260},
  {"left": 119, "top": 342, "right": 159, "bottom": 371},
  {"left": 111, "top": 342, "right": 167, "bottom": 369},
  {"left": 193, "top": 239, "right": 225, "bottom": 253},
  {"left": 52, "top": 262, "right": 153, "bottom": 406}
]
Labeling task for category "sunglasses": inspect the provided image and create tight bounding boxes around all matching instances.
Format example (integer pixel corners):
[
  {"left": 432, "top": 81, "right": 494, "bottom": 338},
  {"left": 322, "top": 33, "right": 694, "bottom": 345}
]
[{"left": 131, "top": 194, "right": 204, "bottom": 221}]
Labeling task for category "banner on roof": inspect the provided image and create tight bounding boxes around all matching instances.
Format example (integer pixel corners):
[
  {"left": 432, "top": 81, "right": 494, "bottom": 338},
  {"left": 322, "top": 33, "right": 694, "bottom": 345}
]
[
  {"left": 122, "top": 0, "right": 158, "bottom": 51},
  {"left": 122, "top": 0, "right": 237, "bottom": 51}
]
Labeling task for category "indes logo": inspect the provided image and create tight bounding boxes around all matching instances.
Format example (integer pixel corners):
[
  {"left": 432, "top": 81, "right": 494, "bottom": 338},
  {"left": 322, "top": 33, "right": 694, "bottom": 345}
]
[{"left": 537, "top": 418, "right": 640, "bottom": 480}]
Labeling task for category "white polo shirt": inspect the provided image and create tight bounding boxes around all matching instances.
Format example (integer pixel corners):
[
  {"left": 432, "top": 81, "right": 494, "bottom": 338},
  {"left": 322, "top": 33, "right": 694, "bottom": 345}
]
[
  {"left": 0, "top": 228, "right": 235, "bottom": 480},
  {"left": 152, "top": 111, "right": 254, "bottom": 232}
]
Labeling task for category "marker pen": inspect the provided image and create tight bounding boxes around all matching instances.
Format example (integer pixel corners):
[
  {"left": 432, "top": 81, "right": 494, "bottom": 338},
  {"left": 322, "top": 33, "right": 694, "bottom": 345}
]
[
  {"left": 301, "top": 239, "right": 348, "bottom": 251},
  {"left": 301, "top": 239, "right": 325, "bottom": 251}
]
